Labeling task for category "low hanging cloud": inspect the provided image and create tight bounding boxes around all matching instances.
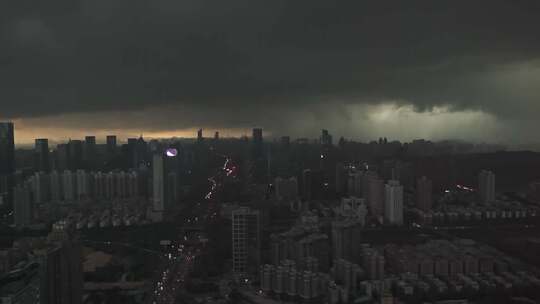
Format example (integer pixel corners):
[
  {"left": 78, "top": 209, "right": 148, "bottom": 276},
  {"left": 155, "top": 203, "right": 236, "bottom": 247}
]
[{"left": 1, "top": 0, "right": 540, "bottom": 143}]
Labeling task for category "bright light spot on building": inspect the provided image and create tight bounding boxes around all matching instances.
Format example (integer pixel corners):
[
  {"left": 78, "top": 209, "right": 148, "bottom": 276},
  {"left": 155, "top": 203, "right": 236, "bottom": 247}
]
[{"left": 165, "top": 148, "right": 178, "bottom": 157}]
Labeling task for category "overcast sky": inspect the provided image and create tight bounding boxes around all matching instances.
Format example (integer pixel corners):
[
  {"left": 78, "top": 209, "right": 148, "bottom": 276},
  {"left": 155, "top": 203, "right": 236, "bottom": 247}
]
[{"left": 1, "top": 0, "right": 539, "bottom": 144}]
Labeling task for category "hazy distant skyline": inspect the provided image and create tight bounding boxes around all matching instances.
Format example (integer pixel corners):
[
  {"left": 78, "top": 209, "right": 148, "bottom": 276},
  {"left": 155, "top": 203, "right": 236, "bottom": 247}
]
[{"left": 2, "top": 1, "right": 540, "bottom": 144}]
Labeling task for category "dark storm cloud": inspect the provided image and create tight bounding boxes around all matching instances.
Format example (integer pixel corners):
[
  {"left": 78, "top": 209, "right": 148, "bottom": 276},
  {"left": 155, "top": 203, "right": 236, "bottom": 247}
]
[{"left": 1, "top": 0, "right": 540, "bottom": 124}]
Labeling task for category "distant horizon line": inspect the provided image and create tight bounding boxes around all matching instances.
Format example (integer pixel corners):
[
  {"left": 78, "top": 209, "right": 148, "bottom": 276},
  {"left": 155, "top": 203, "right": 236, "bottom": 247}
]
[{"left": 13, "top": 135, "right": 509, "bottom": 147}]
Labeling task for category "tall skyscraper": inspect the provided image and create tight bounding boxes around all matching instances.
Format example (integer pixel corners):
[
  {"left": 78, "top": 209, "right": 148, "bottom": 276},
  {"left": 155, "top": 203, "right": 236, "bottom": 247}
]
[
  {"left": 13, "top": 182, "right": 32, "bottom": 228},
  {"left": 320, "top": 129, "right": 333, "bottom": 146},
  {"left": 335, "top": 163, "right": 347, "bottom": 196},
  {"left": 55, "top": 144, "right": 70, "bottom": 171},
  {"left": 67, "top": 140, "right": 83, "bottom": 170},
  {"left": 166, "top": 172, "right": 178, "bottom": 206},
  {"left": 92, "top": 171, "right": 104, "bottom": 199},
  {"left": 35, "top": 138, "right": 50, "bottom": 172},
  {"left": 106, "top": 135, "right": 117, "bottom": 156},
  {"left": 332, "top": 219, "right": 362, "bottom": 261},
  {"left": 302, "top": 169, "right": 325, "bottom": 201},
  {"left": 347, "top": 171, "right": 362, "bottom": 197},
  {"left": 479, "top": 170, "right": 496, "bottom": 203},
  {"left": 252, "top": 128, "right": 263, "bottom": 159},
  {"left": 384, "top": 180, "right": 404, "bottom": 226},
  {"left": 152, "top": 153, "right": 165, "bottom": 221},
  {"left": 367, "top": 176, "right": 384, "bottom": 219},
  {"left": 126, "top": 138, "right": 138, "bottom": 168},
  {"left": 76, "top": 170, "right": 89, "bottom": 200},
  {"left": 38, "top": 222, "right": 83, "bottom": 304},
  {"left": 416, "top": 176, "right": 433, "bottom": 212},
  {"left": 126, "top": 171, "right": 139, "bottom": 198},
  {"left": 232, "top": 207, "right": 261, "bottom": 275},
  {"left": 50, "top": 170, "right": 62, "bottom": 202},
  {"left": 125, "top": 136, "right": 147, "bottom": 169},
  {"left": 0, "top": 122, "right": 14, "bottom": 175},
  {"left": 33, "top": 172, "right": 50, "bottom": 204},
  {"left": 83, "top": 136, "right": 96, "bottom": 169},
  {"left": 197, "top": 129, "right": 203, "bottom": 142},
  {"left": 0, "top": 122, "right": 15, "bottom": 206},
  {"left": 62, "top": 170, "right": 75, "bottom": 202},
  {"left": 361, "top": 171, "right": 378, "bottom": 200},
  {"left": 105, "top": 172, "right": 114, "bottom": 199}
]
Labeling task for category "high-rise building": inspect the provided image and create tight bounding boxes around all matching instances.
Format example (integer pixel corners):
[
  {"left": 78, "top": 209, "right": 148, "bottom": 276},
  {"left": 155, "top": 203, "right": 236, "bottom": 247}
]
[
  {"left": 152, "top": 153, "right": 165, "bottom": 221},
  {"left": 55, "top": 144, "right": 70, "bottom": 171},
  {"left": 166, "top": 172, "right": 178, "bottom": 205},
  {"left": 125, "top": 136, "right": 147, "bottom": 169},
  {"left": 68, "top": 140, "right": 83, "bottom": 170},
  {"left": 232, "top": 207, "right": 261, "bottom": 275},
  {"left": 104, "top": 172, "right": 114, "bottom": 199},
  {"left": 126, "top": 138, "right": 138, "bottom": 168},
  {"left": 0, "top": 122, "right": 14, "bottom": 175},
  {"left": 35, "top": 138, "right": 50, "bottom": 172},
  {"left": 33, "top": 172, "right": 50, "bottom": 204},
  {"left": 360, "top": 245, "right": 385, "bottom": 280},
  {"left": 384, "top": 180, "right": 404, "bottom": 226},
  {"left": 126, "top": 171, "right": 139, "bottom": 198},
  {"left": 347, "top": 171, "right": 362, "bottom": 197},
  {"left": 332, "top": 219, "right": 363, "bottom": 261},
  {"left": 361, "top": 171, "right": 378, "bottom": 200},
  {"left": 0, "top": 122, "right": 15, "bottom": 206},
  {"left": 416, "top": 176, "right": 433, "bottom": 212},
  {"left": 338, "top": 197, "right": 368, "bottom": 224},
  {"left": 38, "top": 222, "right": 83, "bottom": 304},
  {"left": 62, "top": 170, "right": 75, "bottom": 202},
  {"left": 398, "top": 161, "right": 414, "bottom": 189},
  {"left": 335, "top": 163, "right": 347, "bottom": 196},
  {"left": 138, "top": 137, "right": 149, "bottom": 167},
  {"left": 197, "top": 129, "right": 203, "bottom": 142},
  {"left": 479, "top": 170, "right": 496, "bottom": 203},
  {"left": 115, "top": 171, "right": 126, "bottom": 198},
  {"left": 302, "top": 169, "right": 325, "bottom": 201},
  {"left": 320, "top": 129, "right": 333, "bottom": 146},
  {"left": 106, "top": 135, "right": 117, "bottom": 156},
  {"left": 92, "top": 171, "right": 105, "bottom": 199},
  {"left": 13, "top": 182, "right": 32, "bottom": 228},
  {"left": 83, "top": 136, "right": 96, "bottom": 169},
  {"left": 367, "top": 176, "right": 384, "bottom": 218},
  {"left": 252, "top": 128, "right": 263, "bottom": 159},
  {"left": 50, "top": 170, "right": 62, "bottom": 202},
  {"left": 76, "top": 170, "right": 89, "bottom": 200}
]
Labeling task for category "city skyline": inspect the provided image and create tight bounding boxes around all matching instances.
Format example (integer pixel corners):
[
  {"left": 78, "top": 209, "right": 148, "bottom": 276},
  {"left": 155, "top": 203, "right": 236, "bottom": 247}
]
[
  {"left": 3, "top": 1, "right": 540, "bottom": 303},
  {"left": 1, "top": 122, "right": 530, "bottom": 150},
  {"left": 2, "top": 1, "right": 540, "bottom": 144}
]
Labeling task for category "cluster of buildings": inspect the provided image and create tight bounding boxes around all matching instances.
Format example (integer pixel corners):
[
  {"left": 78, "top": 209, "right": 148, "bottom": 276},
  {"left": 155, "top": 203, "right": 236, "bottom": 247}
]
[
  {"left": 4, "top": 123, "right": 540, "bottom": 303},
  {"left": 1, "top": 122, "right": 191, "bottom": 226},
  {"left": 12, "top": 169, "right": 149, "bottom": 229},
  {"left": 410, "top": 171, "right": 540, "bottom": 226},
  {"left": 270, "top": 212, "right": 331, "bottom": 273},
  {"left": 63, "top": 202, "right": 147, "bottom": 230},
  {"left": 259, "top": 242, "right": 387, "bottom": 303},
  {"left": 412, "top": 202, "right": 539, "bottom": 226},
  {"left": 383, "top": 240, "right": 540, "bottom": 299},
  {"left": 259, "top": 234, "right": 540, "bottom": 303},
  {"left": 0, "top": 222, "right": 83, "bottom": 304},
  {"left": 3, "top": 126, "right": 200, "bottom": 229}
]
